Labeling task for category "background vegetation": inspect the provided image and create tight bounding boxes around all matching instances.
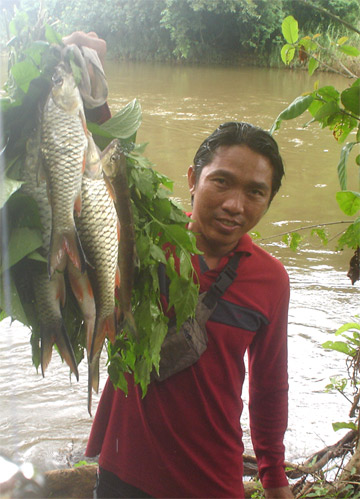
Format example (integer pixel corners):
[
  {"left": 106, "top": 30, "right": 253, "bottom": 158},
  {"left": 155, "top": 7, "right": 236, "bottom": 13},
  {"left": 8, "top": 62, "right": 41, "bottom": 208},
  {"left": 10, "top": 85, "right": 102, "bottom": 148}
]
[{"left": 1, "top": 0, "right": 359, "bottom": 65}]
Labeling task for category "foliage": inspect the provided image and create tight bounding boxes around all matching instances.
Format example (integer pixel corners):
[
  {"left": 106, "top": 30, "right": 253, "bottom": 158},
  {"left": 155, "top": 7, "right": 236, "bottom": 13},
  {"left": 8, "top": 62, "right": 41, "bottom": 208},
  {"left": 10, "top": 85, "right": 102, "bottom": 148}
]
[
  {"left": 2, "top": 0, "right": 359, "bottom": 64},
  {"left": 0, "top": 12, "right": 199, "bottom": 394},
  {"left": 271, "top": 15, "right": 360, "bottom": 262},
  {"left": 272, "top": 12, "right": 360, "bottom": 496}
]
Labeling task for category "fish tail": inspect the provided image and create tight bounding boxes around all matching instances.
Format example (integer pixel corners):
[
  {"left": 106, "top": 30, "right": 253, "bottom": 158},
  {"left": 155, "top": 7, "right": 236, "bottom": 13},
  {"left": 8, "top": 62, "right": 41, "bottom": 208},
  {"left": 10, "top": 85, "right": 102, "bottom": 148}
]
[
  {"left": 89, "top": 312, "right": 116, "bottom": 364},
  {"left": 67, "top": 264, "right": 96, "bottom": 356},
  {"left": 88, "top": 350, "right": 101, "bottom": 416},
  {"left": 54, "top": 322, "right": 80, "bottom": 381},
  {"left": 48, "top": 227, "right": 86, "bottom": 276},
  {"left": 40, "top": 327, "right": 56, "bottom": 377}
]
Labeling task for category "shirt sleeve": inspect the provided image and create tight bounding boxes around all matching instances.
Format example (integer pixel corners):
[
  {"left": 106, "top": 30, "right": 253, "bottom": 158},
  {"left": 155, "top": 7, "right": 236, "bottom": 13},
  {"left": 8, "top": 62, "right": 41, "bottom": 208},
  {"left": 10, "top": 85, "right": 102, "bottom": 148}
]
[{"left": 248, "top": 280, "right": 290, "bottom": 489}]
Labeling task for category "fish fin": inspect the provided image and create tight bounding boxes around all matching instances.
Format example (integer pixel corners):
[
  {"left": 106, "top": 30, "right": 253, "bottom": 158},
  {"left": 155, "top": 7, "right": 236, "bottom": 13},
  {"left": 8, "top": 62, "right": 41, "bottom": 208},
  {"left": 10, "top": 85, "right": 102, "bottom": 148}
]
[
  {"left": 115, "top": 266, "right": 121, "bottom": 289},
  {"left": 64, "top": 228, "right": 87, "bottom": 273},
  {"left": 48, "top": 229, "right": 67, "bottom": 277},
  {"left": 88, "top": 350, "right": 101, "bottom": 416},
  {"left": 40, "top": 326, "right": 56, "bottom": 377},
  {"left": 67, "top": 264, "right": 96, "bottom": 355},
  {"left": 54, "top": 273, "right": 66, "bottom": 308},
  {"left": 89, "top": 312, "right": 117, "bottom": 364},
  {"left": 89, "top": 322, "right": 106, "bottom": 365},
  {"left": 104, "top": 313, "right": 117, "bottom": 344},
  {"left": 74, "top": 192, "right": 82, "bottom": 216},
  {"left": 54, "top": 322, "right": 79, "bottom": 381},
  {"left": 49, "top": 227, "right": 87, "bottom": 276}
]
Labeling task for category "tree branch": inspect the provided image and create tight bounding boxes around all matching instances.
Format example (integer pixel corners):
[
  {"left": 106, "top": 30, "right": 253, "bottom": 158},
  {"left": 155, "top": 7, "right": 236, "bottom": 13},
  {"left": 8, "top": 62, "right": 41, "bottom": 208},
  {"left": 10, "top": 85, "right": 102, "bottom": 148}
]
[
  {"left": 258, "top": 221, "right": 352, "bottom": 242},
  {"left": 297, "top": 0, "right": 360, "bottom": 36}
]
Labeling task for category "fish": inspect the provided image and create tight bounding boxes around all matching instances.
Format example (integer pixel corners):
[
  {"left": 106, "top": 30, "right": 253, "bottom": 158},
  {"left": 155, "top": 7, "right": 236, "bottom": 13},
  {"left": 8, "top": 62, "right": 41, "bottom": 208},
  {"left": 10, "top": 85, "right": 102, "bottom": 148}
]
[
  {"left": 101, "top": 143, "right": 138, "bottom": 340},
  {"left": 41, "top": 63, "right": 88, "bottom": 278},
  {"left": 75, "top": 133, "right": 120, "bottom": 414},
  {"left": 21, "top": 127, "right": 79, "bottom": 379}
]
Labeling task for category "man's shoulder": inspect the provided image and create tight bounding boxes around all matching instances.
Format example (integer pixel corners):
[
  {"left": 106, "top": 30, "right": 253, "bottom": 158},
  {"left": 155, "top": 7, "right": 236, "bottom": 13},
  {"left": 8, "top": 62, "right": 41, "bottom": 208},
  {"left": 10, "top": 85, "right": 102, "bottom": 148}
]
[{"left": 246, "top": 240, "right": 289, "bottom": 281}]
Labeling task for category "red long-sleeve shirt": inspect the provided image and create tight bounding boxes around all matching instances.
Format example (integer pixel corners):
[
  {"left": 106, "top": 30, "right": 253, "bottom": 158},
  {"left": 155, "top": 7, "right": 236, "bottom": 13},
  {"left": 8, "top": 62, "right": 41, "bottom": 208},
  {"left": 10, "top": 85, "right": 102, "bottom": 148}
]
[{"left": 86, "top": 233, "right": 290, "bottom": 497}]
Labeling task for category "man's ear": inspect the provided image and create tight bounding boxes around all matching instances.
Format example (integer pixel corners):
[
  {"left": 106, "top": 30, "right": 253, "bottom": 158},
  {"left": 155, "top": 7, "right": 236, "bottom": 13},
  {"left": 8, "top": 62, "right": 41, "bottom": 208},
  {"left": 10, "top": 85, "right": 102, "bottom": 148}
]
[{"left": 188, "top": 165, "right": 196, "bottom": 195}]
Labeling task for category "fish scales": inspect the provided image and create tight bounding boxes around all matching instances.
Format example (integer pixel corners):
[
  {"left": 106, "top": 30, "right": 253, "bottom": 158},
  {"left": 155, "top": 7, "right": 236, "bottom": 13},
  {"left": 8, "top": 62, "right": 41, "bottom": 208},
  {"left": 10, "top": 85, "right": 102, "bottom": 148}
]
[
  {"left": 76, "top": 174, "right": 119, "bottom": 350},
  {"left": 41, "top": 64, "right": 88, "bottom": 277},
  {"left": 22, "top": 128, "right": 79, "bottom": 379},
  {"left": 75, "top": 135, "right": 119, "bottom": 414}
]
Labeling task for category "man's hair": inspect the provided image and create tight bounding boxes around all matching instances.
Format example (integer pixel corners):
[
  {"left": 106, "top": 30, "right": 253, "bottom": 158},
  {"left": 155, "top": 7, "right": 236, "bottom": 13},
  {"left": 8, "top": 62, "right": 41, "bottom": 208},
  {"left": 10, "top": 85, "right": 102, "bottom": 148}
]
[{"left": 193, "top": 122, "right": 285, "bottom": 200}]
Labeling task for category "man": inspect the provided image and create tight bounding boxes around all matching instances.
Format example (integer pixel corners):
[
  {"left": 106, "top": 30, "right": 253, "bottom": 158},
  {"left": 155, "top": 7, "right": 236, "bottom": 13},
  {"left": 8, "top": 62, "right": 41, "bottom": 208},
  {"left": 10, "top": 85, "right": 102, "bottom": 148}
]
[{"left": 86, "top": 121, "right": 293, "bottom": 498}]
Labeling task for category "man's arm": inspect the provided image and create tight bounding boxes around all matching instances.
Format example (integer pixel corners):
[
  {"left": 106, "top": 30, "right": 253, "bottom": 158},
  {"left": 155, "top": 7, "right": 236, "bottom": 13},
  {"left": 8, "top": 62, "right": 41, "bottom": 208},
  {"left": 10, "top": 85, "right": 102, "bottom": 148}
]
[
  {"left": 248, "top": 272, "right": 290, "bottom": 491},
  {"left": 62, "top": 31, "right": 107, "bottom": 66},
  {"left": 63, "top": 31, "right": 111, "bottom": 124},
  {"left": 265, "top": 486, "right": 294, "bottom": 498}
]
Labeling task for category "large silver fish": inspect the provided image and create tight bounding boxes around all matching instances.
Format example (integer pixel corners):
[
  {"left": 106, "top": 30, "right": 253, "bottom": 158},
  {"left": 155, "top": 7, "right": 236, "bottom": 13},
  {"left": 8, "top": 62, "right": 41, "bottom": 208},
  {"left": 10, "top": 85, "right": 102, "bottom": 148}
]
[
  {"left": 22, "top": 128, "right": 79, "bottom": 379},
  {"left": 75, "top": 134, "right": 120, "bottom": 414},
  {"left": 41, "top": 63, "right": 88, "bottom": 277}
]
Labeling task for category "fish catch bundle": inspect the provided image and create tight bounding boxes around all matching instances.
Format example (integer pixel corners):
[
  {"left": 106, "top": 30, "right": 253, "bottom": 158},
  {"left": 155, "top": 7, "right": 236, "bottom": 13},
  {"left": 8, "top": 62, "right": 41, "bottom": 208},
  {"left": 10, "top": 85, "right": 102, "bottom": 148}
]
[{"left": 20, "top": 56, "right": 135, "bottom": 414}]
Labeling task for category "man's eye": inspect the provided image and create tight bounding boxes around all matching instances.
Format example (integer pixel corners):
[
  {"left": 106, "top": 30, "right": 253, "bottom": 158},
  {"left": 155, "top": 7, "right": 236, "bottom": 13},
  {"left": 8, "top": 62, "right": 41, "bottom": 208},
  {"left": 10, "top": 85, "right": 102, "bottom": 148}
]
[{"left": 212, "top": 177, "right": 226, "bottom": 185}]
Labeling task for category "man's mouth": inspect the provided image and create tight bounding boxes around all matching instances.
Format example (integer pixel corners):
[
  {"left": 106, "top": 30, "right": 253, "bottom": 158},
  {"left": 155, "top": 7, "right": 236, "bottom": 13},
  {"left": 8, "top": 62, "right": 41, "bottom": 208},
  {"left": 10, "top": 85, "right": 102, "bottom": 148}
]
[{"left": 216, "top": 218, "right": 241, "bottom": 228}]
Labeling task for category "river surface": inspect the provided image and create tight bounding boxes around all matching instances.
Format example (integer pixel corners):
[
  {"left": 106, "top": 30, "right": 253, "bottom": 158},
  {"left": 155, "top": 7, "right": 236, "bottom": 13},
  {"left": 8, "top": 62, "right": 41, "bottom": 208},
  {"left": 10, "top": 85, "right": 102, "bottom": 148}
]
[{"left": 1, "top": 60, "right": 359, "bottom": 475}]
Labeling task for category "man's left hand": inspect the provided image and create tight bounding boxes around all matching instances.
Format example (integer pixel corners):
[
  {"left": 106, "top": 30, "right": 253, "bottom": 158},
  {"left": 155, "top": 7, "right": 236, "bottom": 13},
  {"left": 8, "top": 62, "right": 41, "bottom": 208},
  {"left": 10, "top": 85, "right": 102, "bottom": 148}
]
[{"left": 264, "top": 485, "right": 294, "bottom": 498}]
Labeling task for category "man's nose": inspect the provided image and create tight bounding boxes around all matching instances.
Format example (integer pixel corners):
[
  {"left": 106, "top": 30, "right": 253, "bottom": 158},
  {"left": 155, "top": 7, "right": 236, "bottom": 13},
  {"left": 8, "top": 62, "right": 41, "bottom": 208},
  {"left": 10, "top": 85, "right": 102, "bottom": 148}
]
[{"left": 222, "top": 191, "right": 245, "bottom": 214}]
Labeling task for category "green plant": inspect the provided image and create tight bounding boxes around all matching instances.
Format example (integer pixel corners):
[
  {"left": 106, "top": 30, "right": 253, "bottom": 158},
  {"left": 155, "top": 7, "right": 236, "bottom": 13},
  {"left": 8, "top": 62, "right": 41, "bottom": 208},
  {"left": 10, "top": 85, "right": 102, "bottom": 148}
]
[{"left": 271, "top": 15, "right": 359, "bottom": 278}]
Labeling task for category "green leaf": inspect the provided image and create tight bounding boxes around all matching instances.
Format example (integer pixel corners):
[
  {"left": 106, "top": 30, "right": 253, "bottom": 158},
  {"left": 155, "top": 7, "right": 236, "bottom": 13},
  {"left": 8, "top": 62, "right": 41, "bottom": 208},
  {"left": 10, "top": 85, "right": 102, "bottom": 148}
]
[
  {"left": 332, "top": 421, "right": 357, "bottom": 432},
  {"left": 45, "top": 24, "right": 63, "bottom": 45},
  {"left": 270, "top": 95, "right": 314, "bottom": 134},
  {"left": 0, "top": 272, "right": 29, "bottom": 325},
  {"left": 27, "top": 250, "right": 47, "bottom": 263},
  {"left": 311, "top": 228, "right": 328, "bottom": 245},
  {"left": 335, "top": 322, "right": 360, "bottom": 336},
  {"left": 24, "top": 41, "right": 49, "bottom": 66},
  {"left": 0, "top": 177, "right": 23, "bottom": 209},
  {"left": 322, "top": 340, "right": 356, "bottom": 357},
  {"left": 282, "top": 232, "right": 303, "bottom": 251},
  {"left": 337, "top": 37, "right": 349, "bottom": 46},
  {"left": 168, "top": 275, "right": 198, "bottom": 329},
  {"left": 316, "top": 85, "right": 340, "bottom": 102},
  {"left": 313, "top": 101, "right": 339, "bottom": 121},
  {"left": 338, "top": 45, "right": 360, "bottom": 57},
  {"left": 336, "top": 191, "right": 360, "bottom": 216},
  {"left": 281, "top": 44, "right": 295, "bottom": 65},
  {"left": 341, "top": 87, "right": 360, "bottom": 116},
  {"left": 1, "top": 227, "right": 42, "bottom": 273},
  {"left": 10, "top": 59, "right": 41, "bottom": 93},
  {"left": 100, "top": 99, "right": 142, "bottom": 139},
  {"left": 149, "top": 320, "right": 168, "bottom": 368},
  {"left": 337, "top": 142, "right": 356, "bottom": 190},
  {"left": 308, "top": 57, "right": 319, "bottom": 76},
  {"left": 337, "top": 218, "right": 360, "bottom": 250},
  {"left": 149, "top": 244, "right": 167, "bottom": 264},
  {"left": 282, "top": 16, "right": 298, "bottom": 44}
]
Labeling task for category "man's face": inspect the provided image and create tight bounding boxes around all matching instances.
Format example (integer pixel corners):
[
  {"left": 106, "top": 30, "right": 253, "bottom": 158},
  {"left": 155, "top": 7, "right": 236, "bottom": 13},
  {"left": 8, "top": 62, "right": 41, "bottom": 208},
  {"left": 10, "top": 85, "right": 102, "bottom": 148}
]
[{"left": 188, "top": 145, "right": 273, "bottom": 261}]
